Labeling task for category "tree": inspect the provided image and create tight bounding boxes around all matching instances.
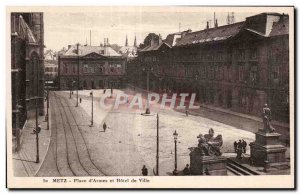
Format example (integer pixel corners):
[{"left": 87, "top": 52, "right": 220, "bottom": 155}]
[{"left": 139, "top": 33, "right": 159, "bottom": 49}]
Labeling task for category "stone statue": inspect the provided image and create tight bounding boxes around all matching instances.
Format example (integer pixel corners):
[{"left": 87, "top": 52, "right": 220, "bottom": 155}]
[
  {"left": 262, "top": 104, "right": 275, "bottom": 133},
  {"left": 196, "top": 128, "right": 223, "bottom": 156}
]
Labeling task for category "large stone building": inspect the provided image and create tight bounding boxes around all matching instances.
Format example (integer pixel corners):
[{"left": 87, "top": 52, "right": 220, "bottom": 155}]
[
  {"left": 58, "top": 39, "right": 126, "bottom": 90},
  {"left": 11, "top": 13, "right": 44, "bottom": 150},
  {"left": 137, "top": 12, "right": 289, "bottom": 122},
  {"left": 11, "top": 12, "right": 45, "bottom": 131}
]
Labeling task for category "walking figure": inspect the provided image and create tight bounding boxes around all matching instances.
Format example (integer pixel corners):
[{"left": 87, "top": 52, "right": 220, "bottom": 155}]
[
  {"left": 234, "top": 141, "right": 238, "bottom": 153},
  {"left": 183, "top": 164, "right": 190, "bottom": 175},
  {"left": 80, "top": 98, "right": 82, "bottom": 103},
  {"left": 236, "top": 140, "right": 243, "bottom": 159},
  {"left": 142, "top": 165, "right": 148, "bottom": 176},
  {"left": 103, "top": 122, "right": 107, "bottom": 132},
  {"left": 185, "top": 109, "right": 189, "bottom": 117},
  {"left": 242, "top": 139, "right": 247, "bottom": 153},
  {"left": 103, "top": 89, "right": 106, "bottom": 94}
]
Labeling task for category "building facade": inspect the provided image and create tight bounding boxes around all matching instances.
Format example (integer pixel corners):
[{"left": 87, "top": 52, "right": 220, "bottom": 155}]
[
  {"left": 58, "top": 41, "right": 126, "bottom": 90},
  {"left": 137, "top": 13, "right": 289, "bottom": 122},
  {"left": 11, "top": 13, "right": 45, "bottom": 134}
]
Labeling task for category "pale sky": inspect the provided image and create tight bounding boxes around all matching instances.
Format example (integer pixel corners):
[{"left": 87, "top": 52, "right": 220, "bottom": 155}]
[{"left": 43, "top": 8, "right": 263, "bottom": 51}]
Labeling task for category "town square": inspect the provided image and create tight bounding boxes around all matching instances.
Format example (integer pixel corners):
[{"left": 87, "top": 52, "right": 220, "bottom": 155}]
[{"left": 8, "top": 6, "right": 294, "bottom": 189}]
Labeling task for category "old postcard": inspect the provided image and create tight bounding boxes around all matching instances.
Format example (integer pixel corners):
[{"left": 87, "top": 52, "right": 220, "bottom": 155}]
[{"left": 6, "top": 6, "right": 295, "bottom": 189}]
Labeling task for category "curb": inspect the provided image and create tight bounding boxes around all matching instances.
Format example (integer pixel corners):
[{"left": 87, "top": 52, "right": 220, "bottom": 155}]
[{"left": 34, "top": 98, "right": 52, "bottom": 177}]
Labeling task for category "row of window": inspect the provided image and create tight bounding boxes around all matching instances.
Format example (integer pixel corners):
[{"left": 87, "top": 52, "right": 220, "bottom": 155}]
[
  {"left": 45, "top": 67, "right": 58, "bottom": 72},
  {"left": 143, "top": 49, "right": 258, "bottom": 62},
  {"left": 157, "top": 64, "right": 281, "bottom": 84},
  {"left": 62, "top": 63, "right": 122, "bottom": 74}
]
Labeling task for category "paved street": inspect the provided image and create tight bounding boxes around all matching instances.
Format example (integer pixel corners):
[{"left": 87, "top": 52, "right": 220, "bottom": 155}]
[{"left": 34, "top": 88, "right": 277, "bottom": 176}]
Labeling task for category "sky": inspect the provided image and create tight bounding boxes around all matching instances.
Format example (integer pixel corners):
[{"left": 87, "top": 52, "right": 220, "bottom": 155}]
[{"left": 43, "top": 7, "right": 264, "bottom": 51}]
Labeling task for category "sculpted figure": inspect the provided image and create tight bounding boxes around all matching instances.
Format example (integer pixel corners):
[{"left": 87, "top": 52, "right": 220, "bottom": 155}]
[
  {"left": 197, "top": 128, "right": 223, "bottom": 156},
  {"left": 262, "top": 104, "right": 275, "bottom": 133}
]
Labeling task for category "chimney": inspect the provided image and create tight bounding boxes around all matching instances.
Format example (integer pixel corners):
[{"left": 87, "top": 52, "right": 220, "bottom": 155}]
[
  {"left": 215, "top": 19, "right": 218, "bottom": 27},
  {"left": 206, "top": 21, "right": 209, "bottom": 29},
  {"left": 158, "top": 34, "right": 162, "bottom": 45},
  {"left": 104, "top": 38, "right": 107, "bottom": 55},
  {"left": 182, "top": 29, "right": 192, "bottom": 37}
]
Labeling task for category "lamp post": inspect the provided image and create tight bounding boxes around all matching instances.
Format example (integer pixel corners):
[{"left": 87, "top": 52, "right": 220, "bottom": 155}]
[
  {"left": 194, "top": 73, "right": 200, "bottom": 106},
  {"left": 110, "top": 81, "right": 113, "bottom": 98},
  {"left": 142, "top": 66, "right": 153, "bottom": 114},
  {"left": 45, "top": 76, "right": 49, "bottom": 130},
  {"left": 35, "top": 56, "right": 40, "bottom": 163},
  {"left": 69, "top": 80, "right": 72, "bottom": 99},
  {"left": 70, "top": 80, "right": 75, "bottom": 99},
  {"left": 89, "top": 91, "right": 93, "bottom": 127},
  {"left": 76, "top": 43, "right": 79, "bottom": 107},
  {"left": 173, "top": 130, "right": 178, "bottom": 175},
  {"left": 44, "top": 76, "right": 48, "bottom": 122},
  {"left": 156, "top": 113, "right": 159, "bottom": 176}
]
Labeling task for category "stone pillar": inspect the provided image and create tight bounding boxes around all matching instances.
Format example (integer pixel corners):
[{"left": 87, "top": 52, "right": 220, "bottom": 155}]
[
  {"left": 190, "top": 149, "right": 227, "bottom": 175},
  {"left": 250, "top": 129, "right": 289, "bottom": 172}
]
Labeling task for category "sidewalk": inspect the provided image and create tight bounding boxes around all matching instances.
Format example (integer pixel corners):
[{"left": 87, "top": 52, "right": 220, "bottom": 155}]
[
  {"left": 12, "top": 110, "right": 51, "bottom": 177},
  {"left": 199, "top": 104, "right": 289, "bottom": 129},
  {"left": 126, "top": 84, "right": 289, "bottom": 129}
]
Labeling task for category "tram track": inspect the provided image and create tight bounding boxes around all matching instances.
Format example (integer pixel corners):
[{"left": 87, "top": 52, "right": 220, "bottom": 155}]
[{"left": 54, "top": 92, "right": 106, "bottom": 176}]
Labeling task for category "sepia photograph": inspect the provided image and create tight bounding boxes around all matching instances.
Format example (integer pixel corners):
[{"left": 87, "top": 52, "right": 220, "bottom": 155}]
[{"left": 6, "top": 6, "right": 295, "bottom": 189}]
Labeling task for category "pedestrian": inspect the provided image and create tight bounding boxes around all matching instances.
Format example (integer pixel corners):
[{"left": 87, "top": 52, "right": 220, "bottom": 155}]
[
  {"left": 236, "top": 140, "right": 243, "bottom": 160},
  {"left": 80, "top": 98, "right": 82, "bottom": 103},
  {"left": 238, "top": 139, "right": 242, "bottom": 148},
  {"left": 142, "top": 165, "right": 148, "bottom": 176},
  {"left": 103, "top": 122, "right": 107, "bottom": 132},
  {"left": 234, "top": 141, "right": 238, "bottom": 153},
  {"left": 183, "top": 164, "right": 190, "bottom": 175},
  {"left": 204, "top": 168, "right": 210, "bottom": 175},
  {"left": 242, "top": 139, "right": 247, "bottom": 153},
  {"left": 185, "top": 109, "right": 189, "bottom": 117},
  {"left": 103, "top": 89, "right": 106, "bottom": 94}
]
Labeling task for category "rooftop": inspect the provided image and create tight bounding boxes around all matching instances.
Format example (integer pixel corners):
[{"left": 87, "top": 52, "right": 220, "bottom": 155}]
[
  {"left": 175, "top": 22, "right": 245, "bottom": 46},
  {"left": 63, "top": 45, "right": 122, "bottom": 57}
]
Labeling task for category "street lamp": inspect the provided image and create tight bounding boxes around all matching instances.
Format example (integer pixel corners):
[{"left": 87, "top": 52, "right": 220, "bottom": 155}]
[
  {"left": 76, "top": 43, "right": 80, "bottom": 107},
  {"left": 69, "top": 80, "right": 72, "bottom": 99},
  {"left": 70, "top": 80, "right": 75, "bottom": 99},
  {"left": 45, "top": 76, "right": 50, "bottom": 130},
  {"left": 142, "top": 66, "right": 153, "bottom": 114},
  {"left": 89, "top": 91, "right": 93, "bottom": 127},
  {"left": 156, "top": 113, "right": 159, "bottom": 176},
  {"left": 173, "top": 130, "right": 178, "bottom": 175},
  {"left": 110, "top": 81, "right": 113, "bottom": 98}
]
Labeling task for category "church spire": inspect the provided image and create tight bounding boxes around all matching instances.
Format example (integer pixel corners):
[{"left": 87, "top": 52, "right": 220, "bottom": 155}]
[
  {"left": 134, "top": 34, "right": 137, "bottom": 47},
  {"left": 125, "top": 35, "right": 128, "bottom": 46}
]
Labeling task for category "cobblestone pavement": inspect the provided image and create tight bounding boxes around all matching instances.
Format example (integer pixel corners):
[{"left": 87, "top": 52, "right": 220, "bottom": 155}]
[{"left": 36, "top": 89, "right": 289, "bottom": 176}]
